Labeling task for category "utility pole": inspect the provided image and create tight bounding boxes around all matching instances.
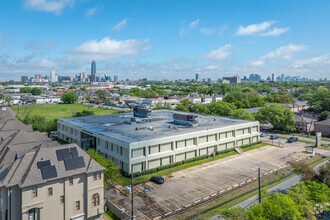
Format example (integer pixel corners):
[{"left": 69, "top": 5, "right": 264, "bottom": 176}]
[
  {"left": 292, "top": 102, "right": 295, "bottom": 137},
  {"left": 131, "top": 173, "right": 134, "bottom": 220},
  {"left": 258, "top": 167, "right": 262, "bottom": 204}
]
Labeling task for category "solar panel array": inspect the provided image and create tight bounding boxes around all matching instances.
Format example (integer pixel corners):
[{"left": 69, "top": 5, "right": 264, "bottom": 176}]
[
  {"left": 0, "top": 168, "right": 9, "bottom": 181},
  {"left": 56, "top": 147, "right": 85, "bottom": 171},
  {"left": 64, "top": 156, "right": 85, "bottom": 171},
  {"left": 40, "top": 165, "right": 58, "bottom": 180},
  {"left": 37, "top": 160, "right": 58, "bottom": 180},
  {"left": 37, "top": 160, "right": 51, "bottom": 169}
]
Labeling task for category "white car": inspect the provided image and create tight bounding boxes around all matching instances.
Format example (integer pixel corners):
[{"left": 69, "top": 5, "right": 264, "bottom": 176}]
[{"left": 260, "top": 132, "right": 268, "bottom": 137}]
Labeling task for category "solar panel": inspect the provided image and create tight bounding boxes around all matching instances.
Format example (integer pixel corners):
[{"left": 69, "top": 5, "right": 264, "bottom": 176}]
[
  {"left": 70, "top": 147, "right": 79, "bottom": 158},
  {"left": 40, "top": 165, "right": 58, "bottom": 180},
  {"left": 64, "top": 156, "right": 85, "bottom": 171},
  {"left": 0, "top": 168, "right": 9, "bottom": 181},
  {"left": 74, "top": 156, "right": 85, "bottom": 169},
  {"left": 37, "top": 160, "right": 51, "bottom": 169},
  {"left": 56, "top": 149, "right": 71, "bottom": 161}
]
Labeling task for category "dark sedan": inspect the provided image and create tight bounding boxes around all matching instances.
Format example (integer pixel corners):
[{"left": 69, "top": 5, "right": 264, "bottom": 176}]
[
  {"left": 288, "top": 137, "right": 299, "bottom": 143},
  {"left": 150, "top": 176, "right": 165, "bottom": 184}
]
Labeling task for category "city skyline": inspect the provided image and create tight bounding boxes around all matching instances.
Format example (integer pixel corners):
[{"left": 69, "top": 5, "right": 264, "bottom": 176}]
[{"left": 0, "top": 0, "right": 330, "bottom": 81}]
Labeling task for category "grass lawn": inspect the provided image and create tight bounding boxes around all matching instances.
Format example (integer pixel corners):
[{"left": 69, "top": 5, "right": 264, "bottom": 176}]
[
  {"left": 11, "top": 104, "right": 120, "bottom": 121},
  {"left": 115, "top": 142, "right": 268, "bottom": 186}
]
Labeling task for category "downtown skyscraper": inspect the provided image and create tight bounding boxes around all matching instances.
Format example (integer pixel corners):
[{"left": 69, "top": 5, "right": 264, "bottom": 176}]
[{"left": 91, "top": 60, "right": 96, "bottom": 82}]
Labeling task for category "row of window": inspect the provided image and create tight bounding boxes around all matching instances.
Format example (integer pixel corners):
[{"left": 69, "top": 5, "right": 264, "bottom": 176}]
[
  {"left": 32, "top": 187, "right": 100, "bottom": 208},
  {"left": 97, "top": 138, "right": 128, "bottom": 156},
  {"left": 59, "top": 124, "right": 79, "bottom": 137}
]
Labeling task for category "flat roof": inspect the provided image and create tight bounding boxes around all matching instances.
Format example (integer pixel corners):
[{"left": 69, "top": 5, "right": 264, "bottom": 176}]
[{"left": 59, "top": 110, "right": 257, "bottom": 144}]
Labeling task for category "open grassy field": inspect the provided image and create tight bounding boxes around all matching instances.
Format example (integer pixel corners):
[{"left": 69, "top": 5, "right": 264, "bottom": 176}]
[{"left": 11, "top": 104, "right": 120, "bottom": 121}]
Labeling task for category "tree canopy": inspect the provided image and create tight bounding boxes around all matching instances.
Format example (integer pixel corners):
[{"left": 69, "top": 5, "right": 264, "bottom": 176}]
[
  {"left": 231, "top": 109, "right": 255, "bottom": 120},
  {"left": 254, "top": 103, "right": 295, "bottom": 131},
  {"left": 61, "top": 92, "right": 77, "bottom": 104}
]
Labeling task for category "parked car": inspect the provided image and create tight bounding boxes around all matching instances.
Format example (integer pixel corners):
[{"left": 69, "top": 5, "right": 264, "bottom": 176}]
[
  {"left": 270, "top": 135, "right": 279, "bottom": 140},
  {"left": 287, "top": 137, "right": 298, "bottom": 143},
  {"left": 150, "top": 176, "right": 165, "bottom": 184},
  {"left": 51, "top": 132, "right": 58, "bottom": 138},
  {"left": 260, "top": 132, "right": 268, "bottom": 137}
]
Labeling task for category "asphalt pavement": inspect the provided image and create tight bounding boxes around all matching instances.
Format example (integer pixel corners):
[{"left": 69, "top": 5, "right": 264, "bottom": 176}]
[
  {"left": 209, "top": 159, "right": 329, "bottom": 220},
  {"left": 268, "top": 133, "right": 330, "bottom": 145}
]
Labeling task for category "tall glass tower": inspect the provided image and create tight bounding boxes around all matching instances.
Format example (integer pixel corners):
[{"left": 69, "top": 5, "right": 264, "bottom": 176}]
[{"left": 91, "top": 60, "right": 96, "bottom": 82}]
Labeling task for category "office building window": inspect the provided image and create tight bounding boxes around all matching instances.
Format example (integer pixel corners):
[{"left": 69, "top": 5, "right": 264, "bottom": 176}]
[{"left": 97, "top": 172, "right": 101, "bottom": 180}]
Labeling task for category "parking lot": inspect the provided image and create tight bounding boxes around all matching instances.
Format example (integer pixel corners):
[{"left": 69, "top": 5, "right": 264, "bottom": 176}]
[{"left": 106, "top": 142, "right": 315, "bottom": 220}]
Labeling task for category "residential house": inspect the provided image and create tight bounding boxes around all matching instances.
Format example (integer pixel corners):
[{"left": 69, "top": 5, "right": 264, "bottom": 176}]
[{"left": 314, "top": 119, "right": 330, "bottom": 137}]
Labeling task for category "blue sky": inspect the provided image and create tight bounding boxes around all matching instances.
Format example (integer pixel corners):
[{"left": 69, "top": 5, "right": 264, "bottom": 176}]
[{"left": 0, "top": 0, "right": 329, "bottom": 80}]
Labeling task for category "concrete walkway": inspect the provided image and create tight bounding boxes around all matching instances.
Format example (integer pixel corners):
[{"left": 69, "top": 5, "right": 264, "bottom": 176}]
[{"left": 209, "top": 159, "right": 329, "bottom": 220}]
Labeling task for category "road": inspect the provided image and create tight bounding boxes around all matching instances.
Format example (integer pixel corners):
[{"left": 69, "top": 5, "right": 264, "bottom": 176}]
[
  {"left": 209, "top": 159, "right": 329, "bottom": 220},
  {"left": 268, "top": 133, "right": 330, "bottom": 145}
]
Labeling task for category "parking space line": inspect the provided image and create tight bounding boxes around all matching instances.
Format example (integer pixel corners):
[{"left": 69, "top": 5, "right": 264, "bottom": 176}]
[
  {"left": 176, "top": 195, "right": 192, "bottom": 204},
  {"left": 157, "top": 202, "right": 174, "bottom": 212},
  {"left": 167, "top": 199, "right": 182, "bottom": 208},
  {"left": 185, "top": 191, "right": 201, "bottom": 200},
  {"left": 136, "top": 209, "right": 151, "bottom": 220},
  {"left": 149, "top": 182, "right": 161, "bottom": 188},
  {"left": 147, "top": 206, "right": 163, "bottom": 217},
  {"left": 207, "top": 182, "right": 225, "bottom": 190},
  {"left": 199, "top": 185, "right": 218, "bottom": 193},
  {"left": 134, "top": 186, "right": 145, "bottom": 194},
  {"left": 193, "top": 189, "right": 209, "bottom": 196},
  {"left": 141, "top": 183, "right": 152, "bottom": 190}
]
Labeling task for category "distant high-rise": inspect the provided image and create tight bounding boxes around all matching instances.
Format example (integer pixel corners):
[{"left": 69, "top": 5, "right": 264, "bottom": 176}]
[
  {"left": 91, "top": 60, "right": 96, "bottom": 82},
  {"left": 272, "top": 74, "right": 275, "bottom": 82},
  {"left": 195, "top": 74, "right": 199, "bottom": 81},
  {"left": 21, "top": 76, "right": 28, "bottom": 82},
  {"left": 50, "top": 70, "right": 56, "bottom": 82},
  {"left": 114, "top": 75, "right": 118, "bottom": 82}
]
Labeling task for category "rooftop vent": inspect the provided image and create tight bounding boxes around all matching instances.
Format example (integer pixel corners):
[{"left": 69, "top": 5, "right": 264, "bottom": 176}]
[
  {"left": 133, "top": 106, "right": 151, "bottom": 118},
  {"left": 173, "top": 113, "right": 198, "bottom": 127}
]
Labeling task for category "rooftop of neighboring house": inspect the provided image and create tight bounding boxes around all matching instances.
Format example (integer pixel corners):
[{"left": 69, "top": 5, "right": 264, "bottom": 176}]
[{"left": 0, "top": 107, "right": 105, "bottom": 189}]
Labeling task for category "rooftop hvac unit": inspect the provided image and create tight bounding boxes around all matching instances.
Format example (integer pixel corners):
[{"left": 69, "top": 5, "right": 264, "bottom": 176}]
[{"left": 133, "top": 106, "right": 151, "bottom": 118}]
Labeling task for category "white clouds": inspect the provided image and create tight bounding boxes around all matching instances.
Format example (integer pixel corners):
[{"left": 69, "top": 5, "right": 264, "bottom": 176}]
[
  {"left": 236, "top": 21, "right": 275, "bottom": 36},
  {"left": 24, "top": 0, "right": 74, "bottom": 14},
  {"left": 260, "top": 27, "right": 290, "bottom": 36},
  {"left": 190, "top": 19, "right": 200, "bottom": 28},
  {"left": 112, "top": 18, "right": 128, "bottom": 31},
  {"left": 199, "top": 28, "right": 214, "bottom": 35},
  {"left": 250, "top": 44, "right": 308, "bottom": 66},
  {"left": 236, "top": 21, "right": 289, "bottom": 37},
  {"left": 36, "top": 59, "right": 57, "bottom": 67},
  {"left": 292, "top": 54, "right": 330, "bottom": 68},
  {"left": 179, "top": 28, "right": 186, "bottom": 36},
  {"left": 85, "top": 7, "right": 98, "bottom": 18},
  {"left": 26, "top": 41, "right": 56, "bottom": 50},
  {"left": 67, "top": 37, "right": 150, "bottom": 62},
  {"left": 205, "top": 44, "right": 232, "bottom": 60}
]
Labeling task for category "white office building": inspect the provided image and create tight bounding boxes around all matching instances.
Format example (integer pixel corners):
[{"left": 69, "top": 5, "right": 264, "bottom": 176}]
[{"left": 58, "top": 108, "right": 260, "bottom": 174}]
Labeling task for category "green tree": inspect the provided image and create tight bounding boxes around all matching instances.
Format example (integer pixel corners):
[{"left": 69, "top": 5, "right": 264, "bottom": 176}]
[
  {"left": 20, "top": 87, "right": 32, "bottom": 93},
  {"left": 4, "top": 96, "right": 13, "bottom": 106},
  {"left": 31, "top": 87, "right": 43, "bottom": 95},
  {"left": 61, "top": 92, "right": 77, "bottom": 104},
  {"left": 248, "top": 193, "right": 305, "bottom": 219},
  {"left": 166, "top": 103, "right": 172, "bottom": 110},
  {"left": 313, "top": 163, "right": 330, "bottom": 187},
  {"left": 95, "top": 90, "right": 108, "bottom": 103},
  {"left": 83, "top": 95, "right": 91, "bottom": 101},
  {"left": 305, "top": 87, "right": 330, "bottom": 111},
  {"left": 86, "top": 148, "right": 121, "bottom": 186},
  {"left": 0, "top": 93, "right": 4, "bottom": 99},
  {"left": 174, "top": 104, "right": 189, "bottom": 112},
  {"left": 73, "top": 110, "right": 95, "bottom": 117},
  {"left": 254, "top": 103, "right": 295, "bottom": 131},
  {"left": 318, "top": 111, "right": 329, "bottom": 121},
  {"left": 232, "top": 109, "right": 255, "bottom": 120}
]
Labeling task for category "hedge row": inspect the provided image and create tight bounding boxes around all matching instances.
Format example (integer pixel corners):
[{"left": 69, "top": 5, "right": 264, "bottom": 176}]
[{"left": 123, "top": 141, "right": 262, "bottom": 177}]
